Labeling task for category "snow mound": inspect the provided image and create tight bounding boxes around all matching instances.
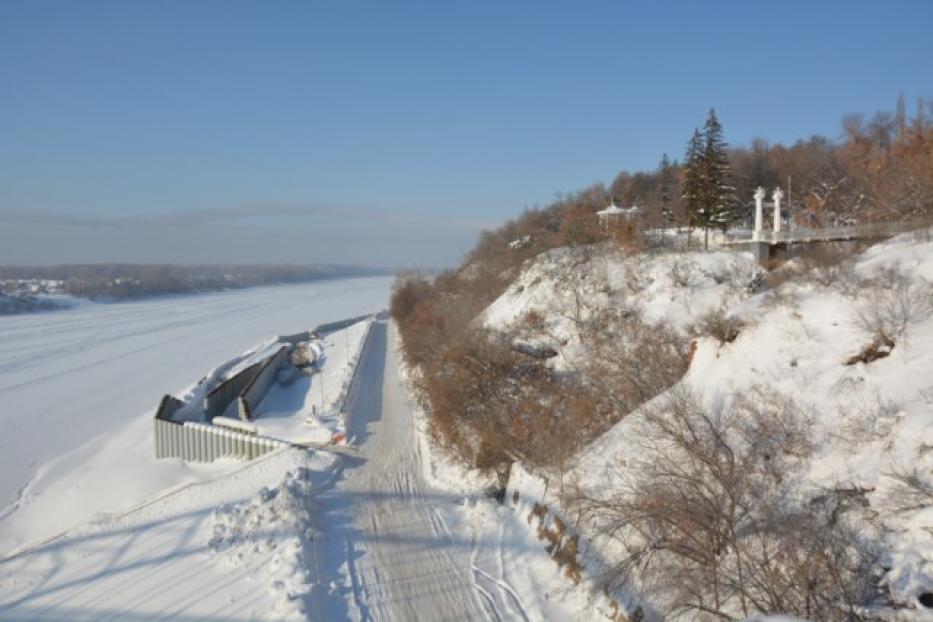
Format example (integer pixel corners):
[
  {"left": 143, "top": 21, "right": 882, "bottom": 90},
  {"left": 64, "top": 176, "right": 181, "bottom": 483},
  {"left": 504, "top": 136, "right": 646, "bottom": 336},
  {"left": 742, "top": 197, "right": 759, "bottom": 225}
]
[{"left": 209, "top": 467, "right": 315, "bottom": 620}]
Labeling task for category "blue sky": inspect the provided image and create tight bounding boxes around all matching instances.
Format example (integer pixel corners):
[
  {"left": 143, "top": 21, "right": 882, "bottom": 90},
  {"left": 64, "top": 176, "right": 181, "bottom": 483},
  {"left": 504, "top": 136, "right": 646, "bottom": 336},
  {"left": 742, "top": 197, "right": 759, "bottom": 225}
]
[{"left": 1, "top": 0, "right": 931, "bottom": 268}]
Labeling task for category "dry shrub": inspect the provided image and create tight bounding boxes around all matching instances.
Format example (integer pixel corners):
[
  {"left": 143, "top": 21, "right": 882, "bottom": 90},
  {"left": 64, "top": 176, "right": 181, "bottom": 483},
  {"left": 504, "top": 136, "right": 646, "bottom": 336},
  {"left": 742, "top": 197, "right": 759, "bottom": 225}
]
[
  {"left": 760, "top": 285, "right": 801, "bottom": 311},
  {"left": 883, "top": 467, "right": 933, "bottom": 514},
  {"left": 668, "top": 256, "right": 696, "bottom": 288},
  {"left": 572, "top": 386, "right": 883, "bottom": 621},
  {"left": 529, "top": 502, "right": 548, "bottom": 524},
  {"left": 522, "top": 309, "right": 546, "bottom": 331},
  {"left": 836, "top": 391, "right": 900, "bottom": 447},
  {"left": 554, "top": 534, "right": 582, "bottom": 584},
  {"left": 853, "top": 266, "right": 933, "bottom": 341},
  {"left": 845, "top": 331, "right": 895, "bottom": 365},
  {"left": 766, "top": 257, "right": 809, "bottom": 289},
  {"left": 583, "top": 310, "right": 690, "bottom": 419},
  {"left": 401, "top": 274, "right": 688, "bottom": 478},
  {"left": 695, "top": 305, "right": 745, "bottom": 344},
  {"left": 798, "top": 242, "right": 865, "bottom": 287},
  {"left": 390, "top": 273, "right": 432, "bottom": 323},
  {"left": 528, "top": 503, "right": 584, "bottom": 586}
]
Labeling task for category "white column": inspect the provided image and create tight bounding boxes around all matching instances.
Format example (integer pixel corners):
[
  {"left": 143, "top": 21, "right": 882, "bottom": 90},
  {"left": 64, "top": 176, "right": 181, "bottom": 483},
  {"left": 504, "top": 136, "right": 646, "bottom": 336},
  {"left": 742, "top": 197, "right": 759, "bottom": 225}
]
[
  {"left": 772, "top": 188, "right": 784, "bottom": 233},
  {"left": 753, "top": 187, "right": 765, "bottom": 240}
]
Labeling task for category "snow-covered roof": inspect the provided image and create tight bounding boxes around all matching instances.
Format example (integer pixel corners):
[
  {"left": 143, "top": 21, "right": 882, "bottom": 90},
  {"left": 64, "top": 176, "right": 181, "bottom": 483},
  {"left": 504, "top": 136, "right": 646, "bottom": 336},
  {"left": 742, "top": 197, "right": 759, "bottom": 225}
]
[
  {"left": 597, "top": 203, "right": 641, "bottom": 217},
  {"left": 596, "top": 203, "right": 625, "bottom": 216}
]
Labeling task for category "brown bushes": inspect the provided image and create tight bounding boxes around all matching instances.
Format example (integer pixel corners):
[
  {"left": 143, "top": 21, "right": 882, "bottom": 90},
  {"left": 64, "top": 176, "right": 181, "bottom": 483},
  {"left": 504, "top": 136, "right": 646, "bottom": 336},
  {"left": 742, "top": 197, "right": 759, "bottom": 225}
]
[
  {"left": 528, "top": 503, "right": 584, "bottom": 586},
  {"left": 571, "top": 386, "right": 884, "bottom": 621},
  {"left": 393, "top": 254, "right": 692, "bottom": 478},
  {"left": 845, "top": 331, "right": 895, "bottom": 365},
  {"left": 695, "top": 305, "right": 745, "bottom": 344}
]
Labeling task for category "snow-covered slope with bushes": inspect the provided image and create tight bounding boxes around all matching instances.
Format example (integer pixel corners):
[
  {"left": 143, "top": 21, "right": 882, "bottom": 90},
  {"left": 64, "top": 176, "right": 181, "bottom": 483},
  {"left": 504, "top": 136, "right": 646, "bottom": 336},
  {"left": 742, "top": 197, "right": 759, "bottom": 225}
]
[
  {"left": 481, "top": 233, "right": 933, "bottom": 619},
  {"left": 483, "top": 246, "right": 764, "bottom": 370}
]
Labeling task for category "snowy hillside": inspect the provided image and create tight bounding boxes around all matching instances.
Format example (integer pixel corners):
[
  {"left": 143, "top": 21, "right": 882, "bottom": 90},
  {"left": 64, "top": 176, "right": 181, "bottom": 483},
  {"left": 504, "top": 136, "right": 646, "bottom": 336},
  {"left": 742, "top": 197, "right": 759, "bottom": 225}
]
[
  {"left": 480, "top": 232, "right": 933, "bottom": 619},
  {"left": 483, "top": 246, "right": 764, "bottom": 370}
]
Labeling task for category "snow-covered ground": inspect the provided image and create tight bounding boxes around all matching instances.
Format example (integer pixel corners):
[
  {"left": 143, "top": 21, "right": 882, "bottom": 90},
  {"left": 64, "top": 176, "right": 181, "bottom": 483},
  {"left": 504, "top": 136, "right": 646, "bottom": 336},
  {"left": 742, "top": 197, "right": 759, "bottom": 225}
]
[
  {"left": 309, "top": 319, "right": 590, "bottom": 621},
  {"left": 0, "top": 309, "right": 590, "bottom": 621},
  {"left": 4, "top": 232, "right": 930, "bottom": 621},
  {"left": 0, "top": 277, "right": 390, "bottom": 556},
  {"left": 0, "top": 448, "right": 326, "bottom": 621},
  {"left": 479, "top": 231, "right": 933, "bottom": 619}
]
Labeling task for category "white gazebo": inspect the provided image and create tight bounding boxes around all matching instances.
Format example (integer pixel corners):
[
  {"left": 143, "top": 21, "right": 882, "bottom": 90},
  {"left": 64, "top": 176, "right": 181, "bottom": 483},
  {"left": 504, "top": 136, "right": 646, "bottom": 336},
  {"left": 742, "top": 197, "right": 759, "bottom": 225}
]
[{"left": 597, "top": 201, "right": 642, "bottom": 230}]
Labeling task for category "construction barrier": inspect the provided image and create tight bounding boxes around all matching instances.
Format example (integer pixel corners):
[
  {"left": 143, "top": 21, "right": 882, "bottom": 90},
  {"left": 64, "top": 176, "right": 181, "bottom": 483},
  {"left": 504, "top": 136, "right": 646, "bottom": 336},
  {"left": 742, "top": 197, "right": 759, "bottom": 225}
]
[
  {"left": 203, "top": 361, "right": 262, "bottom": 420},
  {"left": 237, "top": 346, "right": 289, "bottom": 420},
  {"left": 153, "top": 418, "right": 286, "bottom": 462}
]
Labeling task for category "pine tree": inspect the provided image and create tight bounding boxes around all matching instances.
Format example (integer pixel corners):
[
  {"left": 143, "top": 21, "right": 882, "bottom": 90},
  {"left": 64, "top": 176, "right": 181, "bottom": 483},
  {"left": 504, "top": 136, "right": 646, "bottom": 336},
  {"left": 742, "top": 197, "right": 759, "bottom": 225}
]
[
  {"left": 703, "top": 109, "right": 736, "bottom": 236},
  {"left": 682, "top": 128, "right": 705, "bottom": 245},
  {"left": 658, "top": 153, "right": 676, "bottom": 243},
  {"left": 683, "top": 109, "right": 735, "bottom": 249}
]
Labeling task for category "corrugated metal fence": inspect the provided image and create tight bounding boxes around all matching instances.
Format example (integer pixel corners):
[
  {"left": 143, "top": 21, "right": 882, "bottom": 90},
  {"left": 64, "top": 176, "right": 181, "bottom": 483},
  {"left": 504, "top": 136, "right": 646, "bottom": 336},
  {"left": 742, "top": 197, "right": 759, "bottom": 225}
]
[{"left": 153, "top": 418, "right": 286, "bottom": 462}]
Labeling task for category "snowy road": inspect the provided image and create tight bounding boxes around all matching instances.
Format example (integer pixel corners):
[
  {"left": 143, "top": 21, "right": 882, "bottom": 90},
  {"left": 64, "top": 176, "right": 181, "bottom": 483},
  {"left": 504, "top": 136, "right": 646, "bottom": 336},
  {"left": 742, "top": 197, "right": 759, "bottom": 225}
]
[{"left": 313, "top": 319, "right": 527, "bottom": 621}]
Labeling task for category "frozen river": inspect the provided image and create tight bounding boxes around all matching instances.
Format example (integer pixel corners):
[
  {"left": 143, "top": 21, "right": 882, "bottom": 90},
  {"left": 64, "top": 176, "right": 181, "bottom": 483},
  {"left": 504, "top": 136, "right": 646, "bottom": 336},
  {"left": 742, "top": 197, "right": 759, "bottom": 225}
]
[{"left": 0, "top": 277, "right": 391, "bottom": 514}]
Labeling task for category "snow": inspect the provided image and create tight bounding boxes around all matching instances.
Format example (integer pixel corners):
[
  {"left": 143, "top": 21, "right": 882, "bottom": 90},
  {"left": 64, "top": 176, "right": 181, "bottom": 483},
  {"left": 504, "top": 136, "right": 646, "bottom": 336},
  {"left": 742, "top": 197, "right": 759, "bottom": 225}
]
[
  {"left": 247, "top": 318, "right": 373, "bottom": 445},
  {"left": 308, "top": 319, "right": 592, "bottom": 621},
  {"left": 2, "top": 231, "right": 931, "bottom": 620},
  {"left": 0, "top": 277, "right": 390, "bottom": 556},
  {"left": 483, "top": 231, "right": 933, "bottom": 619},
  {"left": 0, "top": 281, "right": 592, "bottom": 621},
  {"left": 0, "top": 448, "right": 328, "bottom": 621},
  {"left": 483, "top": 245, "right": 763, "bottom": 370}
]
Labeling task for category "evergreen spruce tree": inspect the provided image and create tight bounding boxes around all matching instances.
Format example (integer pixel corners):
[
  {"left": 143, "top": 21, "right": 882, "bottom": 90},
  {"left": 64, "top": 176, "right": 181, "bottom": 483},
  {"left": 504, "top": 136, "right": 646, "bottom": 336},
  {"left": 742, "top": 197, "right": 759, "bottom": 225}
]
[
  {"left": 683, "top": 109, "right": 735, "bottom": 249},
  {"left": 682, "top": 128, "right": 705, "bottom": 246},
  {"left": 703, "top": 109, "right": 736, "bottom": 239},
  {"left": 658, "top": 153, "right": 676, "bottom": 243}
]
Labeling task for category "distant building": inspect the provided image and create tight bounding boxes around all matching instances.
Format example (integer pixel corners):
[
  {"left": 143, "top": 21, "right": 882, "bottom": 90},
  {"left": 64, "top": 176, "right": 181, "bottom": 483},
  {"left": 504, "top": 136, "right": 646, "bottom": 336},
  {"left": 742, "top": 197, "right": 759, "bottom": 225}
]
[{"left": 596, "top": 201, "right": 642, "bottom": 230}]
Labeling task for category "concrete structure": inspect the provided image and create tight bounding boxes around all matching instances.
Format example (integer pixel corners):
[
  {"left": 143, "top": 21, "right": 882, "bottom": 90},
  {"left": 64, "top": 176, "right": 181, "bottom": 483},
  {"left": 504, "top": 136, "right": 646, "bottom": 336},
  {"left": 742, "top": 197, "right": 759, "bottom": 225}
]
[
  {"left": 154, "top": 344, "right": 290, "bottom": 462},
  {"left": 203, "top": 361, "right": 262, "bottom": 420},
  {"left": 237, "top": 346, "right": 289, "bottom": 421},
  {"left": 153, "top": 314, "right": 377, "bottom": 463},
  {"left": 727, "top": 191, "right": 933, "bottom": 265},
  {"left": 772, "top": 188, "right": 784, "bottom": 233},
  {"left": 753, "top": 187, "right": 766, "bottom": 241}
]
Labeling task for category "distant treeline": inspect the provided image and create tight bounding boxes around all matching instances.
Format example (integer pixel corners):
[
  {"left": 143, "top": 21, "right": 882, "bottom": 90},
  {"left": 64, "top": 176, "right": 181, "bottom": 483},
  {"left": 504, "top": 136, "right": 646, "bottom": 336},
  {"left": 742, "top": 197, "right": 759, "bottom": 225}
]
[{"left": 0, "top": 264, "right": 388, "bottom": 302}]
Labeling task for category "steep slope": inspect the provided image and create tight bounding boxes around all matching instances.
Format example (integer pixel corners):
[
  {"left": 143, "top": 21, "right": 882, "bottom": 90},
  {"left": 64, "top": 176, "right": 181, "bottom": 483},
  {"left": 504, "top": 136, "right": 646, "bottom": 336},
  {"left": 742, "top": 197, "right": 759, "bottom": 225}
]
[{"left": 482, "top": 233, "right": 933, "bottom": 619}]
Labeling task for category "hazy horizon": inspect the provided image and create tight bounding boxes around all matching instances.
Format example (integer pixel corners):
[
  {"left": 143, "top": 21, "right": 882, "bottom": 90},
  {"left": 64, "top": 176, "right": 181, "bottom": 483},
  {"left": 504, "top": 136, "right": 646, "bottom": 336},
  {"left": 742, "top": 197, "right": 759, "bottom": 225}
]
[{"left": 3, "top": 0, "right": 931, "bottom": 268}]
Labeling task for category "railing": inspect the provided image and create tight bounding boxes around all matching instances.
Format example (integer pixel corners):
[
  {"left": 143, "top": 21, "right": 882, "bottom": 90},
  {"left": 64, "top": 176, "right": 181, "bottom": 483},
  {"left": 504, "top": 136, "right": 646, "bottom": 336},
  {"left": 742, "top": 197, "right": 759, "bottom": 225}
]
[{"left": 723, "top": 217, "right": 933, "bottom": 245}]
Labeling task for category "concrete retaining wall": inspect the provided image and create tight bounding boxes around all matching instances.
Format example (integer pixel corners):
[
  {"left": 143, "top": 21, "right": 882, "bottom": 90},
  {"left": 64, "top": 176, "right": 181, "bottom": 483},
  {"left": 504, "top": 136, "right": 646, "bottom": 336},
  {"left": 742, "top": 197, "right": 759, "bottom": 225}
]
[
  {"left": 338, "top": 318, "right": 376, "bottom": 414},
  {"left": 203, "top": 361, "right": 262, "bottom": 420},
  {"left": 237, "top": 345, "right": 289, "bottom": 421},
  {"left": 153, "top": 418, "right": 285, "bottom": 462},
  {"left": 313, "top": 314, "right": 372, "bottom": 336},
  {"left": 277, "top": 313, "right": 373, "bottom": 345}
]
